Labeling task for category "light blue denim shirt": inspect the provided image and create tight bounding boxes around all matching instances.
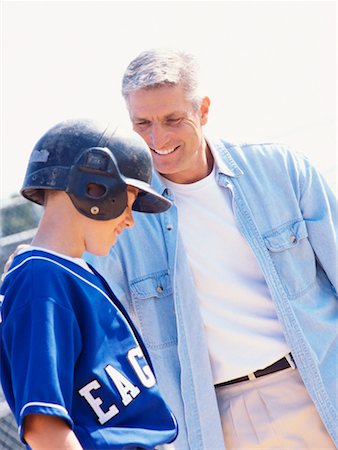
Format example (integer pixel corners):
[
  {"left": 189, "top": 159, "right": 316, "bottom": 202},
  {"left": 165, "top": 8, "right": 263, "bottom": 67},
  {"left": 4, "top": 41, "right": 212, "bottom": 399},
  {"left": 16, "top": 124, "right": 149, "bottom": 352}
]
[{"left": 85, "top": 139, "right": 338, "bottom": 449}]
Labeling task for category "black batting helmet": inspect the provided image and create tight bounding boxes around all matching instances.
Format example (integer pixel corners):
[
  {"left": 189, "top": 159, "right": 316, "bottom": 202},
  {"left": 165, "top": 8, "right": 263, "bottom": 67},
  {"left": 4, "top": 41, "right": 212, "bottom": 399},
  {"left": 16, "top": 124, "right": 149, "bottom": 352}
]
[{"left": 21, "top": 119, "right": 171, "bottom": 220}]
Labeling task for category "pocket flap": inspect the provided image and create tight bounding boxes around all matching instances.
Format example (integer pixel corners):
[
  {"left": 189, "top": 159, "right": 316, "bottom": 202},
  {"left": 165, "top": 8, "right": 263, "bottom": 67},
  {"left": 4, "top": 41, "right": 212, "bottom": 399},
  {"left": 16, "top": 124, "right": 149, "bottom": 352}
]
[
  {"left": 130, "top": 271, "right": 172, "bottom": 300},
  {"left": 263, "top": 220, "right": 308, "bottom": 252}
]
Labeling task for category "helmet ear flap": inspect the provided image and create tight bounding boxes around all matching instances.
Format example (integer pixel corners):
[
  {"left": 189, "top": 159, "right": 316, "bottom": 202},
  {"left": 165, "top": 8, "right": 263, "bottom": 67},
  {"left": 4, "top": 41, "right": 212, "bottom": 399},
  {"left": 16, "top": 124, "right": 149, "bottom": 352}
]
[
  {"left": 66, "top": 147, "right": 128, "bottom": 220},
  {"left": 67, "top": 186, "right": 128, "bottom": 220}
]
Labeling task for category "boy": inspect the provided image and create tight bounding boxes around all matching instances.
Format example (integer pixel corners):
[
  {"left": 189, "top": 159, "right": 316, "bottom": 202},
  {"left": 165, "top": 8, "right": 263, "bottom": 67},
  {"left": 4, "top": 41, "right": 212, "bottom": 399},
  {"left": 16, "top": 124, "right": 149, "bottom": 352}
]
[{"left": 0, "top": 119, "right": 178, "bottom": 449}]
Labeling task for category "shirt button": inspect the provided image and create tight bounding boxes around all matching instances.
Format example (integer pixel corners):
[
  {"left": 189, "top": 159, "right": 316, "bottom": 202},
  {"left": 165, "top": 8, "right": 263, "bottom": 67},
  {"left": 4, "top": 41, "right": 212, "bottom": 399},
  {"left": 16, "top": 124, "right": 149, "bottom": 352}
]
[
  {"left": 290, "top": 235, "right": 297, "bottom": 243},
  {"left": 166, "top": 224, "right": 173, "bottom": 231},
  {"left": 156, "top": 286, "right": 164, "bottom": 293}
]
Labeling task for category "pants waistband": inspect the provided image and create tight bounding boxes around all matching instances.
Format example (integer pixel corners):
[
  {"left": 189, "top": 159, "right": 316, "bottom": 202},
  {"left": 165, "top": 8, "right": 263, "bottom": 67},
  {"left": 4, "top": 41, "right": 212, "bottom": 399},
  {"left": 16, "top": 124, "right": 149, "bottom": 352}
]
[{"left": 215, "top": 353, "right": 296, "bottom": 388}]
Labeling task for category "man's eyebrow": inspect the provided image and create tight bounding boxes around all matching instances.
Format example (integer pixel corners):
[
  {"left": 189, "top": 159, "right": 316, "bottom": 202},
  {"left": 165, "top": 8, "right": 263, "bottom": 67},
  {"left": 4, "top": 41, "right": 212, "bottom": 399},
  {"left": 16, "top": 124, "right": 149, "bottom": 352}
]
[
  {"left": 165, "top": 111, "right": 186, "bottom": 118},
  {"left": 131, "top": 111, "right": 188, "bottom": 122},
  {"left": 130, "top": 113, "right": 148, "bottom": 120},
  {"left": 131, "top": 116, "right": 150, "bottom": 122}
]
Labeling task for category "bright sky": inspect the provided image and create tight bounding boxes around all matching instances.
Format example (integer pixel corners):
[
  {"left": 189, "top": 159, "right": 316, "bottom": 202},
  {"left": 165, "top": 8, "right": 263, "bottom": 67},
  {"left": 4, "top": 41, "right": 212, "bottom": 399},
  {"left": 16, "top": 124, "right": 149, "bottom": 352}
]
[{"left": 1, "top": 0, "right": 336, "bottom": 202}]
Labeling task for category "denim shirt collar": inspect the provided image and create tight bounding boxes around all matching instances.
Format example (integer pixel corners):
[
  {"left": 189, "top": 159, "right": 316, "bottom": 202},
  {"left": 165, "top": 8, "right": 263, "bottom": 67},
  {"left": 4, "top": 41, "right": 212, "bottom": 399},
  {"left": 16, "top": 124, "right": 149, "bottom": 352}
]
[{"left": 207, "top": 137, "right": 244, "bottom": 178}]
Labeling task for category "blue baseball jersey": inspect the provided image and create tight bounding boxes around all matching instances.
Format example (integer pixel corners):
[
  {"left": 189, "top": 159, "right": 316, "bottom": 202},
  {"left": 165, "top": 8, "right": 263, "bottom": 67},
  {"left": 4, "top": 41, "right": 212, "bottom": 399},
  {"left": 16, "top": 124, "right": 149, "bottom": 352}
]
[{"left": 0, "top": 249, "right": 178, "bottom": 449}]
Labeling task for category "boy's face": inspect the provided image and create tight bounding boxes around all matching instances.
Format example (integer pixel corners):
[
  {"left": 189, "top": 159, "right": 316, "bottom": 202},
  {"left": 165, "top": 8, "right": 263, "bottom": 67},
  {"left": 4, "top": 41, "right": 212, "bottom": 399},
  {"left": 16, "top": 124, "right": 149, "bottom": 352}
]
[
  {"left": 128, "top": 83, "right": 211, "bottom": 184},
  {"left": 83, "top": 187, "right": 138, "bottom": 256}
]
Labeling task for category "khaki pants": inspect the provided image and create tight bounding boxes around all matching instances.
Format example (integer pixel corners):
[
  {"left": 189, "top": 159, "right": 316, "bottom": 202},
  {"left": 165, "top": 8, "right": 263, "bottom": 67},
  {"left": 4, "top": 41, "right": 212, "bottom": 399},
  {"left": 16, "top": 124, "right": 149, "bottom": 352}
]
[{"left": 215, "top": 368, "right": 336, "bottom": 449}]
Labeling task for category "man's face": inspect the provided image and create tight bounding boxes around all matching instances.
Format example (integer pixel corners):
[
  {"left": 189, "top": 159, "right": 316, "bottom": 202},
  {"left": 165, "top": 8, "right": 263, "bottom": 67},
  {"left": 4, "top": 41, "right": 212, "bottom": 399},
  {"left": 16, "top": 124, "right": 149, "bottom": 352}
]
[{"left": 127, "top": 83, "right": 211, "bottom": 184}]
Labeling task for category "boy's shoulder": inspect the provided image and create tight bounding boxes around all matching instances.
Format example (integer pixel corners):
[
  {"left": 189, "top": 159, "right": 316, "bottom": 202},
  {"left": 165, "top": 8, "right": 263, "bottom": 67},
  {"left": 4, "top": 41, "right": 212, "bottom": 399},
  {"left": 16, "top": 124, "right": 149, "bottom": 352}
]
[
  {"left": 1, "top": 249, "right": 93, "bottom": 311},
  {"left": 6, "top": 248, "right": 89, "bottom": 276}
]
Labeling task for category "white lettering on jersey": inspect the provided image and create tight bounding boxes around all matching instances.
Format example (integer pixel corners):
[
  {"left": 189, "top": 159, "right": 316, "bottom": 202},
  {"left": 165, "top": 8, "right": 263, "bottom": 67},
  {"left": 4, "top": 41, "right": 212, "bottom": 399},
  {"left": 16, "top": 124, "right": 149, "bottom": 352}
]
[
  {"left": 105, "top": 364, "right": 140, "bottom": 406},
  {"left": 78, "top": 379, "right": 119, "bottom": 425},
  {"left": 78, "top": 347, "right": 155, "bottom": 422},
  {"left": 128, "top": 346, "right": 156, "bottom": 388}
]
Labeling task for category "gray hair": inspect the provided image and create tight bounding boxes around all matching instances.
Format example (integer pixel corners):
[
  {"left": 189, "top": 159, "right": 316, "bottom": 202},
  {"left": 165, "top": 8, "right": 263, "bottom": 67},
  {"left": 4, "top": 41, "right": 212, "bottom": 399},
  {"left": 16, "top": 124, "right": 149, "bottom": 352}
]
[{"left": 122, "top": 48, "right": 203, "bottom": 110}]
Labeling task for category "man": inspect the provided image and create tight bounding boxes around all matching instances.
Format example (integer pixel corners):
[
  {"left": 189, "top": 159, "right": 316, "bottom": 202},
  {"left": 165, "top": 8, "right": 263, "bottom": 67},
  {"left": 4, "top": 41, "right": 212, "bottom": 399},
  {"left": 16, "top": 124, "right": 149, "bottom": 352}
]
[
  {"left": 85, "top": 49, "right": 337, "bottom": 449},
  {"left": 4, "top": 49, "right": 337, "bottom": 449}
]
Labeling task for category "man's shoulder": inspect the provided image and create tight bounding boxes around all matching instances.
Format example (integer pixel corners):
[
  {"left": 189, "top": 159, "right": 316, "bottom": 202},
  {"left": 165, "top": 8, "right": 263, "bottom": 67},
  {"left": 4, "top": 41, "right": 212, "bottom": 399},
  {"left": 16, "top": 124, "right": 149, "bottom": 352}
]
[
  {"left": 216, "top": 138, "right": 296, "bottom": 158},
  {"left": 212, "top": 137, "right": 307, "bottom": 173}
]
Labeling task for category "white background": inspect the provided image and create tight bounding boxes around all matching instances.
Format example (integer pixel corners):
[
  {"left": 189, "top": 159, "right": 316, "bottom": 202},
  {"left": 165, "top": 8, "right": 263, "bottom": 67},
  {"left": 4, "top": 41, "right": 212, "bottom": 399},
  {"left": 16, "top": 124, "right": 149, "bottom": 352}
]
[{"left": 1, "top": 0, "right": 336, "bottom": 201}]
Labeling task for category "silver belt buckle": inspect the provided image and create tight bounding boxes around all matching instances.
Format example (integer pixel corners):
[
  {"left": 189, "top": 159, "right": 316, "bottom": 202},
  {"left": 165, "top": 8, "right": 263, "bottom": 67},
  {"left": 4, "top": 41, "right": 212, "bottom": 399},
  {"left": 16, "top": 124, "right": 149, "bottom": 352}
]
[{"left": 285, "top": 353, "right": 296, "bottom": 369}]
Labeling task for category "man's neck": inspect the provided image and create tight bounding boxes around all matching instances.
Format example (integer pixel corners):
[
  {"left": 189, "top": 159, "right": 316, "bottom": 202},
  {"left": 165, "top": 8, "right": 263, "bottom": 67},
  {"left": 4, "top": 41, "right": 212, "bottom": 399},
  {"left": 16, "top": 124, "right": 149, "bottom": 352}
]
[{"left": 160, "top": 143, "right": 214, "bottom": 184}]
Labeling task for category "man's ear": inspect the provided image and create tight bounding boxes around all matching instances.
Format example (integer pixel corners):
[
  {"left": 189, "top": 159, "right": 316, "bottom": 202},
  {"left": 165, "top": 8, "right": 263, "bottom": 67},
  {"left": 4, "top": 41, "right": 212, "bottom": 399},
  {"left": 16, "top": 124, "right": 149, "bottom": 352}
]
[{"left": 200, "top": 96, "right": 211, "bottom": 125}]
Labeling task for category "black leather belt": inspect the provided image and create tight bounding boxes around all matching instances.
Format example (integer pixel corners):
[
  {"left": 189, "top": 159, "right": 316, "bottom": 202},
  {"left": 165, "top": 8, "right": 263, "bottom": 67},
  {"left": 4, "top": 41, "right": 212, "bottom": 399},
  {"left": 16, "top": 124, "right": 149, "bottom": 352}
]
[{"left": 215, "top": 354, "right": 296, "bottom": 388}]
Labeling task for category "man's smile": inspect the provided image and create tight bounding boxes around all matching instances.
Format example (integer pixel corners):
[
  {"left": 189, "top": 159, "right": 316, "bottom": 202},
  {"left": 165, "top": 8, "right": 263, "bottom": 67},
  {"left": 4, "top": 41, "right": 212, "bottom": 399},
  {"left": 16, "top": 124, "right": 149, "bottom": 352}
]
[{"left": 151, "top": 146, "right": 179, "bottom": 155}]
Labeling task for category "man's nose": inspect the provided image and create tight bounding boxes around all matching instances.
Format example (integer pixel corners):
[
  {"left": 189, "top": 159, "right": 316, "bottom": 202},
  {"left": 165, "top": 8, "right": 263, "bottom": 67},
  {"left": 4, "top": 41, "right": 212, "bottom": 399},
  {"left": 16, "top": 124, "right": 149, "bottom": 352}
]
[{"left": 149, "top": 124, "right": 169, "bottom": 150}]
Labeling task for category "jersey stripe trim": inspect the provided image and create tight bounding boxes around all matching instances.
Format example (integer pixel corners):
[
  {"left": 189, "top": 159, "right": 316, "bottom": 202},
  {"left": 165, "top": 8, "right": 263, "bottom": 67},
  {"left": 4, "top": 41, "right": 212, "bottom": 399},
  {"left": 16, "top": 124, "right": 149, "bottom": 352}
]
[
  {"left": 0, "top": 294, "right": 4, "bottom": 323},
  {"left": 20, "top": 401, "right": 69, "bottom": 417},
  {"left": 7, "top": 255, "right": 116, "bottom": 307},
  {"left": 6, "top": 255, "right": 141, "bottom": 346}
]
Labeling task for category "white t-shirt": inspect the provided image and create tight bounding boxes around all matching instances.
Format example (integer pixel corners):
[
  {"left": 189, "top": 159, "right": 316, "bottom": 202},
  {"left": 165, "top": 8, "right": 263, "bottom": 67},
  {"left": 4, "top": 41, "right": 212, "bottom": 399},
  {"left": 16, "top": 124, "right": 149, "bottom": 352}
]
[{"left": 161, "top": 163, "right": 290, "bottom": 384}]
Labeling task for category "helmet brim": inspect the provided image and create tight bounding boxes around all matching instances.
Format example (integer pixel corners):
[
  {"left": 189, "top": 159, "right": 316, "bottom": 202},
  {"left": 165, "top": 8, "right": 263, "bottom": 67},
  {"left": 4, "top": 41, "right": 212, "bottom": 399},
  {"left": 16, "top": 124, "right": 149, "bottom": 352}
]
[{"left": 124, "top": 178, "right": 172, "bottom": 214}]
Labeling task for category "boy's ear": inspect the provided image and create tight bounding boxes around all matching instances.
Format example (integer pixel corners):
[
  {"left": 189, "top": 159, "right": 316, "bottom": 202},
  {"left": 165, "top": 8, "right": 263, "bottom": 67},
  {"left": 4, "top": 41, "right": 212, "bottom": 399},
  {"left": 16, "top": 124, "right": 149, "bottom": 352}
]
[
  {"left": 86, "top": 183, "right": 107, "bottom": 199},
  {"left": 200, "top": 96, "right": 210, "bottom": 125}
]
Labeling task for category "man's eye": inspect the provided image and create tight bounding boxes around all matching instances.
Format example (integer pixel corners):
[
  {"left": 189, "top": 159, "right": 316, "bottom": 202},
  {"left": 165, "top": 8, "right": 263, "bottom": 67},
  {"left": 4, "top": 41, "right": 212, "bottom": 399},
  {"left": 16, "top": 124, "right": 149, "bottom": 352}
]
[
  {"left": 135, "top": 121, "right": 150, "bottom": 127},
  {"left": 166, "top": 118, "right": 181, "bottom": 125}
]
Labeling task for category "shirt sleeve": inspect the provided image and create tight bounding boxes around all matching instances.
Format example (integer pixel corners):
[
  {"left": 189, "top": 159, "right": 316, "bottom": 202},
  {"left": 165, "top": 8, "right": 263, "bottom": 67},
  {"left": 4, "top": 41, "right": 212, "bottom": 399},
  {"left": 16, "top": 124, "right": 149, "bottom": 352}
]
[
  {"left": 298, "top": 155, "right": 338, "bottom": 292},
  {"left": 2, "top": 293, "right": 81, "bottom": 441}
]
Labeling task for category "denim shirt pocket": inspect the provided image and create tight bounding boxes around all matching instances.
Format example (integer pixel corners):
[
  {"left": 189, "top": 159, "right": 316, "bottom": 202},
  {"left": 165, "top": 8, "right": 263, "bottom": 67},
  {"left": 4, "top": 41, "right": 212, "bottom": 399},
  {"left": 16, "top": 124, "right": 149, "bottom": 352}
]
[
  {"left": 263, "top": 219, "right": 317, "bottom": 298},
  {"left": 130, "top": 270, "right": 178, "bottom": 349}
]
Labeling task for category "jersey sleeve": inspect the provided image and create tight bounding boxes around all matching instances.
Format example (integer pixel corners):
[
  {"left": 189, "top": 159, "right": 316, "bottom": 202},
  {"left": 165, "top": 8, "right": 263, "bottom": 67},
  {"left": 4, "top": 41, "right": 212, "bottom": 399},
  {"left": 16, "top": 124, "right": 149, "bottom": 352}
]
[{"left": 1, "top": 289, "right": 82, "bottom": 442}]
